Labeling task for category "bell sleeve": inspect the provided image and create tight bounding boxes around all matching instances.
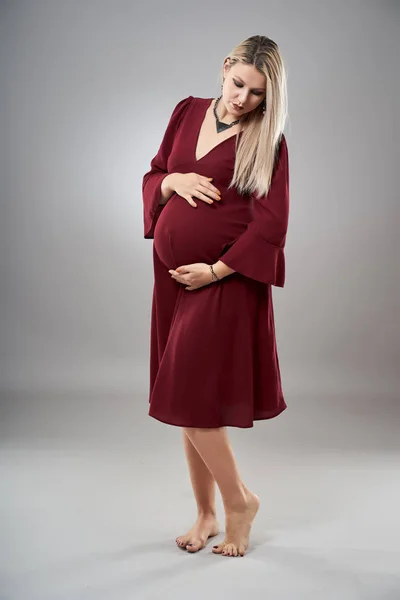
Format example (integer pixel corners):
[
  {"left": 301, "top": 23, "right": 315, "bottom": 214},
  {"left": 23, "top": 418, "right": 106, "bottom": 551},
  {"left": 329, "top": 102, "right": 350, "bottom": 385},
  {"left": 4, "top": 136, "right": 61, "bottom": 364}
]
[
  {"left": 220, "top": 134, "right": 290, "bottom": 287},
  {"left": 142, "top": 96, "right": 193, "bottom": 239}
]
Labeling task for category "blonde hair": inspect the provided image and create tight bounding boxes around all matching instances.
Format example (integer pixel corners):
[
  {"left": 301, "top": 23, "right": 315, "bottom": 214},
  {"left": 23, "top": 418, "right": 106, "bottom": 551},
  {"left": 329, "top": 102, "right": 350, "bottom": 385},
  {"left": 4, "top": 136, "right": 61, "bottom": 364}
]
[{"left": 222, "top": 35, "right": 288, "bottom": 198}]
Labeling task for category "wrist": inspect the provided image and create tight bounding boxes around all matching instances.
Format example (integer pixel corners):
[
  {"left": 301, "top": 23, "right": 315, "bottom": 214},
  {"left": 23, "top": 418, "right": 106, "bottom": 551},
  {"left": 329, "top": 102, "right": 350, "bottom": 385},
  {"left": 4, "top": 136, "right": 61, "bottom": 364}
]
[
  {"left": 164, "top": 172, "right": 180, "bottom": 193},
  {"left": 211, "top": 260, "right": 235, "bottom": 280},
  {"left": 160, "top": 173, "right": 180, "bottom": 204}
]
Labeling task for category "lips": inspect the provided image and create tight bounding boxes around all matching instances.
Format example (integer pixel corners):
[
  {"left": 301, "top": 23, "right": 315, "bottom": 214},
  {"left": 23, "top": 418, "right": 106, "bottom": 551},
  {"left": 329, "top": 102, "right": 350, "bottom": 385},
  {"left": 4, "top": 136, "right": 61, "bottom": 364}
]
[{"left": 231, "top": 102, "right": 243, "bottom": 110}]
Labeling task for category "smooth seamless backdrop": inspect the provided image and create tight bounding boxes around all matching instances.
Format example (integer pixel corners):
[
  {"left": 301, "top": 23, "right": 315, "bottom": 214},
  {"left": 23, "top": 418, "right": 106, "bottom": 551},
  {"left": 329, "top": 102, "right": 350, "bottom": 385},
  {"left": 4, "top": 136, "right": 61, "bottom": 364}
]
[{"left": 1, "top": 0, "right": 398, "bottom": 398}]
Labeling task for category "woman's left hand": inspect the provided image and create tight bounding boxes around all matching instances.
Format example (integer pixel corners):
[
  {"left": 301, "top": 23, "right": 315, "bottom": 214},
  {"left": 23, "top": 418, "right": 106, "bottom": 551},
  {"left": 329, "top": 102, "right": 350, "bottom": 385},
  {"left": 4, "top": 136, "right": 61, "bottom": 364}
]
[{"left": 169, "top": 263, "right": 214, "bottom": 291}]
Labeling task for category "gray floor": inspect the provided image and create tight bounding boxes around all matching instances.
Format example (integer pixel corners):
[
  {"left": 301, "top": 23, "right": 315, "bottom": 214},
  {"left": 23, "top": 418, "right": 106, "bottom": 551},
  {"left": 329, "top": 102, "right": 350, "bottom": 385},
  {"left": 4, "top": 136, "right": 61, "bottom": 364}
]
[{"left": 1, "top": 390, "right": 399, "bottom": 600}]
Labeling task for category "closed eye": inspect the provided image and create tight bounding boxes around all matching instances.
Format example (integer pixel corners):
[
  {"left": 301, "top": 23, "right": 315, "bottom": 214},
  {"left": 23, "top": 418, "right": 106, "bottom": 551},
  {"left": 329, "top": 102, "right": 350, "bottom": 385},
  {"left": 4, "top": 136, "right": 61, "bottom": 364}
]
[{"left": 233, "top": 79, "right": 264, "bottom": 96}]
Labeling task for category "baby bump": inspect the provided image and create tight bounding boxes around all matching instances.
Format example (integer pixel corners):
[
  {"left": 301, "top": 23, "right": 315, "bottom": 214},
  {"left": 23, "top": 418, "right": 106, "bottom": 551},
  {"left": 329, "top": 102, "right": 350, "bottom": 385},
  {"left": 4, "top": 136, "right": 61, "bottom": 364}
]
[{"left": 154, "top": 194, "right": 239, "bottom": 268}]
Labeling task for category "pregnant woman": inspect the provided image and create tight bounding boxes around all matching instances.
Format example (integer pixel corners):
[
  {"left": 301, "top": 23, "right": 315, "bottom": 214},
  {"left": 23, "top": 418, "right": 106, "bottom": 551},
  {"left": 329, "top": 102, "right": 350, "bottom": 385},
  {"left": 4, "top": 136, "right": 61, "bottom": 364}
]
[{"left": 142, "top": 35, "right": 290, "bottom": 557}]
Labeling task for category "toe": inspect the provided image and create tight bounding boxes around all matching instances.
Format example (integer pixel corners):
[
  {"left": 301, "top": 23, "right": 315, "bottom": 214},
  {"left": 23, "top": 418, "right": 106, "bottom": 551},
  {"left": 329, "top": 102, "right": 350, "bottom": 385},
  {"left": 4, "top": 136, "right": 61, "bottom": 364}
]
[
  {"left": 225, "top": 543, "right": 236, "bottom": 557},
  {"left": 212, "top": 543, "right": 224, "bottom": 554},
  {"left": 176, "top": 537, "right": 188, "bottom": 547},
  {"left": 186, "top": 540, "right": 202, "bottom": 552}
]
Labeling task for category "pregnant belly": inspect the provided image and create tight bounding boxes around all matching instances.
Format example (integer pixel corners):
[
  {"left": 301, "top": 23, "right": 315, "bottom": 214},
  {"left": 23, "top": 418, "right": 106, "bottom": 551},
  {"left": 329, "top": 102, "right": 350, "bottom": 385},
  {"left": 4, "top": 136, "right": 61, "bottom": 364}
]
[{"left": 154, "top": 193, "right": 245, "bottom": 268}]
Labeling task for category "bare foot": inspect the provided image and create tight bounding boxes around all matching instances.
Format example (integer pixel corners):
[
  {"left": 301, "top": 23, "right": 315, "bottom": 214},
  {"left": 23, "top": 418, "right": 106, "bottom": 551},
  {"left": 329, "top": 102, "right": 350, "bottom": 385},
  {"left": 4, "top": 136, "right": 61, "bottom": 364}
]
[
  {"left": 176, "top": 513, "right": 219, "bottom": 553},
  {"left": 212, "top": 489, "right": 260, "bottom": 557}
]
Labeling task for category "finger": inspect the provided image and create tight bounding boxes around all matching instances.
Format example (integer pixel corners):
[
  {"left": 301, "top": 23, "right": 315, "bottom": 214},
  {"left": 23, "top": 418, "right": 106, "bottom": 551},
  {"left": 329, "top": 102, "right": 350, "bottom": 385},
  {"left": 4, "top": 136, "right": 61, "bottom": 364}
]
[
  {"left": 193, "top": 190, "right": 216, "bottom": 205},
  {"left": 172, "top": 273, "right": 191, "bottom": 285},
  {"left": 198, "top": 183, "right": 221, "bottom": 201},
  {"left": 184, "top": 196, "right": 197, "bottom": 208},
  {"left": 200, "top": 177, "right": 221, "bottom": 198},
  {"left": 186, "top": 285, "right": 203, "bottom": 291},
  {"left": 171, "top": 275, "right": 187, "bottom": 285},
  {"left": 169, "top": 269, "right": 189, "bottom": 276}
]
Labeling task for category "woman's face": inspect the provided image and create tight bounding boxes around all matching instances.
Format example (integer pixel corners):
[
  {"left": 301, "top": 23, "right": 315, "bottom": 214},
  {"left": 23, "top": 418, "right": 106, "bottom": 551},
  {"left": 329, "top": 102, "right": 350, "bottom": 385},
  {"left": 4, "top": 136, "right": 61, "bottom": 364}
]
[{"left": 222, "top": 60, "right": 266, "bottom": 117}]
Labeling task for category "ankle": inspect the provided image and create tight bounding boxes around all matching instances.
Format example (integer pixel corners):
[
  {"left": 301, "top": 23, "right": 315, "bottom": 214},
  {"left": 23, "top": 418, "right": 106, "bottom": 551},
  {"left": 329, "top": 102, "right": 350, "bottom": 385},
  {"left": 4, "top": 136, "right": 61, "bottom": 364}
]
[
  {"left": 197, "top": 508, "right": 217, "bottom": 519},
  {"left": 223, "top": 491, "right": 247, "bottom": 513}
]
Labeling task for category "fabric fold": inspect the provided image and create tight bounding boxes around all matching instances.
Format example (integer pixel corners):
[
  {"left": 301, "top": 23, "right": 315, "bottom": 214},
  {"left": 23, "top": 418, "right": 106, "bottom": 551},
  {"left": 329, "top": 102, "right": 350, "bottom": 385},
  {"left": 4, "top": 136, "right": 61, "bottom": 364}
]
[
  {"left": 220, "top": 135, "right": 289, "bottom": 287},
  {"left": 142, "top": 96, "right": 193, "bottom": 238}
]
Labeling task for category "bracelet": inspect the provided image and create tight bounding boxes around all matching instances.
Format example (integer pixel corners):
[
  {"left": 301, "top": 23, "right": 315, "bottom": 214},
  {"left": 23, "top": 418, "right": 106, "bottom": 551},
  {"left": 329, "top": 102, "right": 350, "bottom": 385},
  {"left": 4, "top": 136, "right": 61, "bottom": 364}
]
[{"left": 209, "top": 265, "right": 220, "bottom": 282}]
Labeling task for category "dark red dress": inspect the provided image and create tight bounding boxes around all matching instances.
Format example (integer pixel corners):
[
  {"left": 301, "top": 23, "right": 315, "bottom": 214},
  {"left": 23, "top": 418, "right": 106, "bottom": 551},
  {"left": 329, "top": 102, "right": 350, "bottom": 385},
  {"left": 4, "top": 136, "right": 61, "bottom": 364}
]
[{"left": 142, "top": 96, "right": 290, "bottom": 428}]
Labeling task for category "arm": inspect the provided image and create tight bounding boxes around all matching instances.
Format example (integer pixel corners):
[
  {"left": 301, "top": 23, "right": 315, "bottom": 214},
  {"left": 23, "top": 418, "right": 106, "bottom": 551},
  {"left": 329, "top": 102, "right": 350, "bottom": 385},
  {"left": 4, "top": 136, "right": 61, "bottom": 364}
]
[
  {"left": 159, "top": 172, "right": 180, "bottom": 206},
  {"left": 214, "top": 135, "right": 290, "bottom": 287},
  {"left": 142, "top": 96, "right": 193, "bottom": 238}
]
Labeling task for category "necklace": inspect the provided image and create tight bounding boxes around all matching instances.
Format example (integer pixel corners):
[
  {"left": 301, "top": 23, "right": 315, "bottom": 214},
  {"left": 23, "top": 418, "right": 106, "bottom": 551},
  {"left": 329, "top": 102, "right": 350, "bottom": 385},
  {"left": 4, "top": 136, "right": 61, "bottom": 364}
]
[{"left": 213, "top": 96, "right": 241, "bottom": 134}]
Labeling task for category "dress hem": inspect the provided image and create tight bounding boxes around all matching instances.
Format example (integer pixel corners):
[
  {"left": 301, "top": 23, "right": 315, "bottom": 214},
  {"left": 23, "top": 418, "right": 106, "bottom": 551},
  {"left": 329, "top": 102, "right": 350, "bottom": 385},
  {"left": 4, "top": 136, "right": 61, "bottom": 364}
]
[{"left": 148, "top": 404, "right": 287, "bottom": 429}]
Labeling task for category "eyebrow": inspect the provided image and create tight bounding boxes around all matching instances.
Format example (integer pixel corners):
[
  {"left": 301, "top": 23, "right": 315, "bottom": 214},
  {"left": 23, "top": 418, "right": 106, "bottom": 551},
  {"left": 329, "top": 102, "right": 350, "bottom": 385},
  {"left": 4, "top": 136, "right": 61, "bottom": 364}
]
[{"left": 234, "top": 76, "right": 265, "bottom": 92}]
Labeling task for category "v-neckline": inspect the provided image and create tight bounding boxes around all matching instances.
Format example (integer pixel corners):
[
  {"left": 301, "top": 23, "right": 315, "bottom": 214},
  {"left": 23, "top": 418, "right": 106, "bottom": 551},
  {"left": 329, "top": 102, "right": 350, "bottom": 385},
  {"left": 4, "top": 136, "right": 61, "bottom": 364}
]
[{"left": 194, "top": 98, "right": 243, "bottom": 163}]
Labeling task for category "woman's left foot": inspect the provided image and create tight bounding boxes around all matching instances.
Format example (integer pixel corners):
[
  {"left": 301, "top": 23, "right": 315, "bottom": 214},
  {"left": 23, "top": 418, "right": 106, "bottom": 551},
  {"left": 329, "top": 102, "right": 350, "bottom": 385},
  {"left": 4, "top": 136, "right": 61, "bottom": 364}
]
[
  {"left": 176, "top": 513, "right": 219, "bottom": 553},
  {"left": 212, "top": 489, "right": 260, "bottom": 557}
]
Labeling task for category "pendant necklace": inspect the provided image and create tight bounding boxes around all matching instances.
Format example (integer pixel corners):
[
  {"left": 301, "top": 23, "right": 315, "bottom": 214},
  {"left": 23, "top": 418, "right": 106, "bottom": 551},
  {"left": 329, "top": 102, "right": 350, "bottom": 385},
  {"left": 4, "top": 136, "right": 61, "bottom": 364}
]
[{"left": 213, "top": 96, "right": 241, "bottom": 134}]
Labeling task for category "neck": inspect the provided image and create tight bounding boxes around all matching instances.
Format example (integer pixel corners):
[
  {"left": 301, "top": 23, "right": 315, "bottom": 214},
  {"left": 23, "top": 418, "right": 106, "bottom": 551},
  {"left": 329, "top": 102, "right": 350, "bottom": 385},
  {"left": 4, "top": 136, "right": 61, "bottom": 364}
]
[{"left": 215, "top": 97, "right": 238, "bottom": 123}]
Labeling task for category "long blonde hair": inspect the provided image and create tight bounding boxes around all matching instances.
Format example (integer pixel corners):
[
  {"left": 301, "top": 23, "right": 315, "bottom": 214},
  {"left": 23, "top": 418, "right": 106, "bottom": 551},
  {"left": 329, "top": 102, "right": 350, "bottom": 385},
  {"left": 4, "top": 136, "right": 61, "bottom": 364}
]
[{"left": 223, "top": 35, "right": 288, "bottom": 198}]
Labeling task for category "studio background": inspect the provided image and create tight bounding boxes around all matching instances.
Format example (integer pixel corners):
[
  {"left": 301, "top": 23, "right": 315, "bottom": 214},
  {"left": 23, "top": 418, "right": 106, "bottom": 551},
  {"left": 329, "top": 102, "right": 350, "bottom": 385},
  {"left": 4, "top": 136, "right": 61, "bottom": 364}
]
[{"left": 1, "top": 1, "right": 399, "bottom": 599}]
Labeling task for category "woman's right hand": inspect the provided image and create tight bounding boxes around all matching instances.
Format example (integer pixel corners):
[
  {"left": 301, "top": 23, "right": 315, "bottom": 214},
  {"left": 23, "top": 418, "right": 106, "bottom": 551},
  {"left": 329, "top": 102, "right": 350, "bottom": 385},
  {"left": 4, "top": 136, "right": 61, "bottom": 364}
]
[{"left": 167, "top": 173, "right": 221, "bottom": 207}]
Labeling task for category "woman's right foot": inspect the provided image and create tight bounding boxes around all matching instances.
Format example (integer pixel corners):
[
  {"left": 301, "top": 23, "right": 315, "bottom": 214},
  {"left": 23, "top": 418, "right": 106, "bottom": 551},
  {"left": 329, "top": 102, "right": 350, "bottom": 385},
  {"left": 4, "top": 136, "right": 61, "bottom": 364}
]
[
  {"left": 176, "top": 513, "right": 219, "bottom": 553},
  {"left": 212, "top": 489, "right": 260, "bottom": 557}
]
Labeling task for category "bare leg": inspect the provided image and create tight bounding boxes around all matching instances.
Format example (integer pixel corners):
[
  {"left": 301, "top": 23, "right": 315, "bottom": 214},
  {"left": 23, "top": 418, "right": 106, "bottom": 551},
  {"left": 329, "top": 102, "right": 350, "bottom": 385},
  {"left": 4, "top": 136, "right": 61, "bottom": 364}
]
[
  {"left": 176, "top": 429, "right": 219, "bottom": 552},
  {"left": 182, "top": 426, "right": 260, "bottom": 557}
]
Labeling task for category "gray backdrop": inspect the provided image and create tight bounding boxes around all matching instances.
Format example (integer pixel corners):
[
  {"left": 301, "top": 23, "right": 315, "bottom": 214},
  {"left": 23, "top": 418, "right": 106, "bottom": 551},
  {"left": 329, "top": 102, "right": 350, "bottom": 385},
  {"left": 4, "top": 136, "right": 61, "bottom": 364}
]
[
  {"left": 1, "top": 1, "right": 399, "bottom": 599},
  {"left": 1, "top": 0, "right": 398, "bottom": 397}
]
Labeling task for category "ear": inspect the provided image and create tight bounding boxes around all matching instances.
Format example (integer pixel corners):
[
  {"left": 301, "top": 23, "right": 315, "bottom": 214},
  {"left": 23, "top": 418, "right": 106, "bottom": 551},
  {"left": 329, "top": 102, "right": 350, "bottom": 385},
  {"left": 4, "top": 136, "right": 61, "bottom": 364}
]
[{"left": 223, "top": 57, "right": 231, "bottom": 73}]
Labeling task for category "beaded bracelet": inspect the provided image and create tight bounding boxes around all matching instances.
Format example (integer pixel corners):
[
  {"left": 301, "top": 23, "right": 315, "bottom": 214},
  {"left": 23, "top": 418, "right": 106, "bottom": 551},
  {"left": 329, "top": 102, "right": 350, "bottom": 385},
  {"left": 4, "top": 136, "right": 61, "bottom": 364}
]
[{"left": 209, "top": 265, "right": 220, "bottom": 282}]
